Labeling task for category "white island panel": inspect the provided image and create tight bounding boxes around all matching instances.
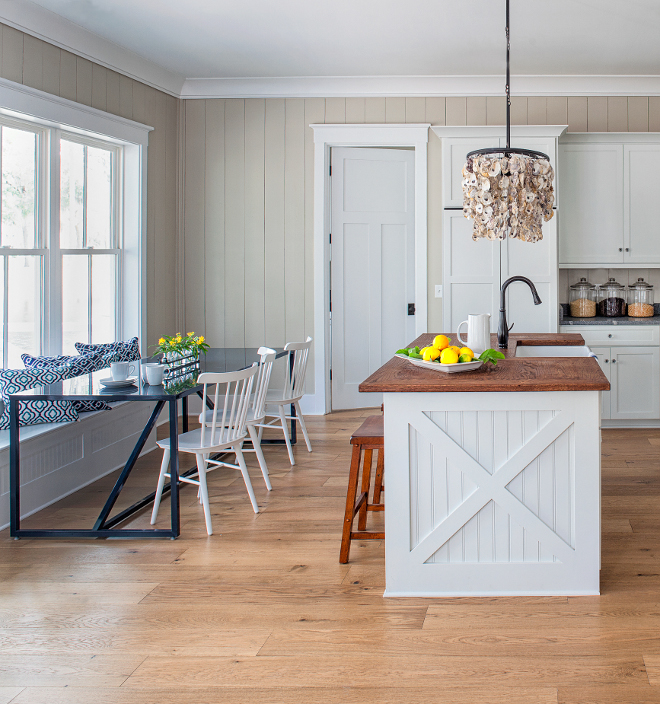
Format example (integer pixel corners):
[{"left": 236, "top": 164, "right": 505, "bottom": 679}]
[{"left": 384, "top": 390, "right": 601, "bottom": 597}]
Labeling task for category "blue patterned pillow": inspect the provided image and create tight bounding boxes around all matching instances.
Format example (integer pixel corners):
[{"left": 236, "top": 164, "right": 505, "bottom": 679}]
[
  {"left": 0, "top": 367, "right": 79, "bottom": 430},
  {"left": 21, "top": 351, "right": 112, "bottom": 413},
  {"left": 75, "top": 337, "right": 141, "bottom": 363}
]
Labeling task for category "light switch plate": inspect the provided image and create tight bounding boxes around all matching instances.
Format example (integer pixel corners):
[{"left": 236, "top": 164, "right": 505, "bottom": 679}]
[{"left": 435, "top": 285, "right": 443, "bottom": 298}]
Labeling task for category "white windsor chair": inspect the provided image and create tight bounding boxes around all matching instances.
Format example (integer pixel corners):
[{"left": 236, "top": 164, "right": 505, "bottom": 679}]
[
  {"left": 199, "top": 347, "right": 276, "bottom": 491},
  {"left": 255, "top": 337, "right": 313, "bottom": 466},
  {"left": 151, "top": 364, "right": 259, "bottom": 536}
]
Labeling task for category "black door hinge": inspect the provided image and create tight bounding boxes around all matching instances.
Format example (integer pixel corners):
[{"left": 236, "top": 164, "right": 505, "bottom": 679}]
[
  {"left": 408, "top": 303, "right": 416, "bottom": 316},
  {"left": 329, "top": 164, "right": 332, "bottom": 176},
  {"left": 329, "top": 290, "right": 332, "bottom": 313},
  {"left": 330, "top": 369, "right": 332, "bottom": 380}
]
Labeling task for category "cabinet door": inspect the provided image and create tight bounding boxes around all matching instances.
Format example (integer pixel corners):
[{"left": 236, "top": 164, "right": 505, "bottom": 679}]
[
  {"left": 624, "top": 144, "right": 660, "bottom": 263},
  {"left": 610, "top": 346, "right": 660, "bottom": 420},
  {"left": 442, "top": 211, "right": 499, "bottom": 334},
  {"left": 590, "top": 346, "right": 612, "bottom": 419},
  {"left": 558, "top": 144, "right": 624, "bottom": 265},
  {"left": 505, "top": 136, "right": 559, "bottom": 205},
  {"left": 442, "top": 138, "right": 498, "bottom": 207}
]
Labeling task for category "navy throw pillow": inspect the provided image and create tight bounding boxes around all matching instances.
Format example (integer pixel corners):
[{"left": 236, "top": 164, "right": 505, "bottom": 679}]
[
  {"left": 75, "top": 337, "right": 141, "bottom": 363},
  {"left": 0, "top": 366, "right": 79, "bottom": 430},
  {"left": 21, "top": 351, "right": 112, "bottom": 413}
]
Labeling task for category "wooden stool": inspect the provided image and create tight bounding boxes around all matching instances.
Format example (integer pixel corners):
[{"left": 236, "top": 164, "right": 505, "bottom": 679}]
[{"left": 340, "top": 415, "right": 385, "bottom": 564}]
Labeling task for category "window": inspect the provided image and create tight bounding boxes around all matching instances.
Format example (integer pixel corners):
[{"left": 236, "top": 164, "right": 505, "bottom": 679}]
[{"left": 0, "top": 116, "right": 122, "bottom": 366}]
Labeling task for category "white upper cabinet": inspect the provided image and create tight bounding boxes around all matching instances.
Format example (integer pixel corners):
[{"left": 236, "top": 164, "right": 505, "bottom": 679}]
[
  {"left": 624, "top": 144, "right": 660, "bottom": 263},
  {"left": 559, "top": 135, "right": 660, "bottom": 267}
]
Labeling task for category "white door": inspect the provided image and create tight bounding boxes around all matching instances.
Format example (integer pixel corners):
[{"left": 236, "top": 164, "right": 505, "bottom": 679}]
[
  {"left": 610, "top": 346, "right": 660, "bottom": 420},
  {"left": 331, "top": 147, "right": 416, "bottom": 410},
  {"left": 590, "top": 346, "right": 612, "bottom": 419},
  {"left": 624, "top": 144, "right": 660, "bottom": 263}
]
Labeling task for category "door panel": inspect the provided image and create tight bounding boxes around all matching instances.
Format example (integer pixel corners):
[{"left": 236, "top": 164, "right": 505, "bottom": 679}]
[
  {"left": 610, "top": 346, "right": 660, "bottom": 420},
  {"left": 590, "top": 346, "right": 611, "bottom": 419},
  {"left": 331, "top": 147, "right": 415, "bottom": 410},
  {"left": 624, "top": 144, "right": 660, "bottom": 263}
]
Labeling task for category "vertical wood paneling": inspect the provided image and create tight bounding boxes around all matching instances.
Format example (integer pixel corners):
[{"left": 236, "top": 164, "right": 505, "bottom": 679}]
[
  {"left": 223, "top": 99, "right": 246, "bottom": 348},
  {"left": 132, "top": 81, "right": 146, "bottom": 125},
  {"left": 405, "top": 97, "right": 425, "bottom": 123},
  {"left": 650, "top": 97, "right": 660, "bottom": 132},
  {"left": 567, "top": 97, "right": 588, "bottom": 132},
  {"left": 91, "top": 64, "right": 107, "bottom": 112},
  {"left": 59, "top": 50, "right": 77, "bottom": 102},
  {"left": 587, "top": 96, "right": 607, "bottom": 131},
  {"left": 75, "top": 57, "right": 92, "bottom": 106},
  {"left": 145, "top": 87, "right": 161, "bottom": 341},
  {"left": 511, "top": 97, "right": 527, "bottom": 125},
  {"left": 183, "top": 100, "right": 206, "bottom": 337},
  {"left": 1, "top": 26, "right": 23, "bottom": 83},
  {"left": 425, "top": 97, "right": 445, "bottom": 125},
  {"left": 527, "top": 97, "right": 547, "bottom": 125},
  {"left": 41, "top": 42, "right": 60, "bottom": 97},
  {"left": 607, "top": 96, "right": 628, "bottom": 131},
  {"left": 546, "top": 97, "right": 568, "bottom": 126},
  {"left": 22, "top": 35, "right": 43, "bottom": 91},
  {"left": 284, "top": 99, "right": 306, "bottom": 346},
  {"left": 119, "top": 75, "right": 133, "bottom": 120},
  {"left": 628, "top": 97, "right": 649, "bottom": 132},
  {"left": 244, "top": 99, "right": 265, "bottom": 347},
  {"left": 264, "top": 99, "right": 286, "bottom": 347},
  {"left": 365, "top": 97, "right": 385, "bottom": 123},
  {"left": 427, "top": 127, "right": 443, "bottom": 332},
  {"left": 201, "top": 99, "right": 226, "bottom": 346},
  {"left": 446, "top": 98, "right": 467, "bottom": 125},
  {"left": 324, "top": 98, "right": 345, "bottom": 124},
  {"left": 106, "top": 70, "right": 120, "bottom": 115},
  {"left": 345, "top": 97, "right": 365, "bottom": 123},
  {"left": 385, "top": 97, "right": 405, "bottom": 123},
  {"left": 486, "top": 96, "right": 506, "bottom": 125},
  {"left": 466, "top": 97, "right": 486, "bottom": 126}
]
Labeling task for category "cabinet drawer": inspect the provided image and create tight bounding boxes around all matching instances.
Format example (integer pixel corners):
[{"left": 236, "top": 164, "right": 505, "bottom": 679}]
[{"left": 560, "top": 325, "right": 660, "bottom": 346}]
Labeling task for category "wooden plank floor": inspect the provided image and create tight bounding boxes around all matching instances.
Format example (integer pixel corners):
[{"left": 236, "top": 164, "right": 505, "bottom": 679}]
[{"left": 2, "top": 416, "right": 660, "bottom": 702}]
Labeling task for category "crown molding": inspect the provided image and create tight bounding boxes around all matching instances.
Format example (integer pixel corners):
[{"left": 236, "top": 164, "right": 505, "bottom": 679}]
[
  {"left": 0, "top": 0, "right": 185, "bottom": 97},
  {"left": 181, "top": 74, "right": 660, "bottom": 99}
]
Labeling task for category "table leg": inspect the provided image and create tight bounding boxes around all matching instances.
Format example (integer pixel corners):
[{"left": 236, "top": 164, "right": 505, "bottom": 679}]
[
  {"left": 182, "top": 396, "right": 189, "bottom": 433},
  {"left": 9, "top": 397, "right": 20, "bottom": 538},
  {"left": 169, "top": 397, "right": 180, "bottom": 538}
]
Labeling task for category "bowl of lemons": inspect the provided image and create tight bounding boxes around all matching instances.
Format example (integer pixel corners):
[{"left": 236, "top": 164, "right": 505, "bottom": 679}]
[{"left": 396, "top": 335, "right": 504, "bottom": 374}]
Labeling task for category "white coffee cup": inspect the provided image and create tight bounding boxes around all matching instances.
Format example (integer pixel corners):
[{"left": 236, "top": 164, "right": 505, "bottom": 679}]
[
  {"left": 144, "top": 363, "right": 165, "bottom": 386},
  {"left": 457, "top": 313, "right": 491, "bottom": 356},
  {"left": 111, "top": 361, "right": 136, "bottom": 381}
]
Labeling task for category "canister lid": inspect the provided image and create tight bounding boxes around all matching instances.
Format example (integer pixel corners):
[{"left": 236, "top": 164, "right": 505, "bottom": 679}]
[
  {"left": 569, "top": 277, "right": 595, "bottom": 290},
  {"left": 630, "top": 277, "right": 653, "bottom": 290},
  {"left": 602, "top": 277, "right": 625, "bottom": 291}
]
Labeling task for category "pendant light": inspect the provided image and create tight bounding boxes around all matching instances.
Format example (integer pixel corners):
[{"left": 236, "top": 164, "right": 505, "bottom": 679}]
[{"left": 462, "top": 0, "right": 555, "bottom": 243}]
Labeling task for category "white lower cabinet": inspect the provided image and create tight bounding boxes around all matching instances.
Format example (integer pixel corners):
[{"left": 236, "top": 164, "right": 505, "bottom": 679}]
[{"left": 562, "top": 326, "right": 660, "bottom": 421}]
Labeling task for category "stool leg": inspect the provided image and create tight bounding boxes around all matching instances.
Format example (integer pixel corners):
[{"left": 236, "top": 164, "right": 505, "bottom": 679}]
[
  {"left": 340, "top": 444, "right": 362, "bottom": 564},
  {"left": 357, "top": 448, "right": 373, "bottom": 531},
  {"left": 373, "top": 448, "right": 384, "bottom": 505}
]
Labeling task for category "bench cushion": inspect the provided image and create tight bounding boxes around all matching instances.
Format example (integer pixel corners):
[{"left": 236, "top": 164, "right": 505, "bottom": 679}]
[
  {"left": 74, "top": 337, "right": 141, "bottom": 363},
  {"left": 0, "top": 366, "right": 78, "bottom": 429}
]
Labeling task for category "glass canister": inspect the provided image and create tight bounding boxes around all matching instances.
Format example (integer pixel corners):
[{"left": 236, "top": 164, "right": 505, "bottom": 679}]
[
  {"left": 568, "top": 277, "right": 597, "bottom": 317},
  {"left": 628, "top": 277, "right": 654, "bottom": 317},
  {"left": 597, "top": 277, "right": 627, "bottom": 317}
]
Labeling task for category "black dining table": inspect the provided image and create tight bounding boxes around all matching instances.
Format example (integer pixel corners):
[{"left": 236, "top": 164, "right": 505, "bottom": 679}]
[{"left": 9, "top": 347, "right": 292, "bottom": 540}]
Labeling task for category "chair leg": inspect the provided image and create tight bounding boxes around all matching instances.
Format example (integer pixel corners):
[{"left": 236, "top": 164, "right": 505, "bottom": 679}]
[
  {"left": 373, "top": 448, "right": 384, "bottom": 505},
  {"left": 294, "top": 400, "right": 313, "bottom": 453},
  {"left": 235, "top": 444, "right": 259, "bottom": 514},
  {"left": 150, "top": 449, "right": 170, "bottom": 525},
  {"left": 278, "top": 404, "right": 295, "bottom": 465},
  {"left": 196, "top": 453, "right": 213, "bottom": 536},
  {"left": 340, "top": 444, "right": 362, "bottom": 564},
  {"left": 248, "top": 423, "right": 272, "bottom": 491},
  {"left": 357, "top": 448, "right": 373, "bottom": 532}
]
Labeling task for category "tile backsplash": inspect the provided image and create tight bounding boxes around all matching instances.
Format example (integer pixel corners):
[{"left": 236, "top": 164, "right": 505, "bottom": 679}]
[{"left": 559, "top": 268, "right": 660, "bottom": 302}]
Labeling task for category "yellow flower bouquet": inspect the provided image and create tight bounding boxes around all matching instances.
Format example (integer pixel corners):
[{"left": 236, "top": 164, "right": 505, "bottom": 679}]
[{"left": 153, "top": 331, "right": 210, "bottom": 357}]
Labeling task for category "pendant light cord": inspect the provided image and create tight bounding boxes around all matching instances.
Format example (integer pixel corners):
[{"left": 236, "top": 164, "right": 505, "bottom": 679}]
[{"left": 505, "top": 0, "right": 511, "bottom": 150}]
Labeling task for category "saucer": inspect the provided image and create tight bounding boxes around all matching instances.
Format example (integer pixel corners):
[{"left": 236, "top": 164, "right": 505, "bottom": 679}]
[{"left": 100, "top": 376, "right": 138, "bottom": 388}]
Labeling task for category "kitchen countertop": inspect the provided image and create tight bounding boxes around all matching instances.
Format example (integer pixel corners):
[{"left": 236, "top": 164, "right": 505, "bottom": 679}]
[
  {"left": 359, "top": 332, "right": 610, "bottom": 393},
  {"left": 560, "top": 303, "right": 660, "bottom": 325}
]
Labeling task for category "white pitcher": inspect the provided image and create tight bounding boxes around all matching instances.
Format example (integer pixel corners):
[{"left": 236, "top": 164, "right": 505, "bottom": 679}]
[{"left": 457, "top": 313, "right": 491, "bottom": 355}]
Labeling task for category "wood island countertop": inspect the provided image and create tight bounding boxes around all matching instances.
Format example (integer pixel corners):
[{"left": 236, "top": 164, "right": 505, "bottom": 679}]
[{"left": 359, "top": 332, "right": 610, "bottom": 393}]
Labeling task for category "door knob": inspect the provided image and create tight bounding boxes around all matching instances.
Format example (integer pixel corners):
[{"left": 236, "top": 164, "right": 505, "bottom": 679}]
[
  {"left": 619, "top": 248, "right": 623, "bottom": 252},
  {"left": 612, "top": 359, "right": 617, "bottom": 363}
]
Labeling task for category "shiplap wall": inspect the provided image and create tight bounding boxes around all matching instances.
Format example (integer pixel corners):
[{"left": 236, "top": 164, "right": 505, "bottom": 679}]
[
  {"left": 0, "top": 23, "right": 179, "bottom": 349},
  {"left": 182, "top": 94, "right": 660, "bottom": 395}
]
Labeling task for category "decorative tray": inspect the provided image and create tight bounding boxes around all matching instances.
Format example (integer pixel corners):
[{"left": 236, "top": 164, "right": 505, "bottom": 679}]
[{"left": 395, "top": 354, "right": 483, "bottom": 374}]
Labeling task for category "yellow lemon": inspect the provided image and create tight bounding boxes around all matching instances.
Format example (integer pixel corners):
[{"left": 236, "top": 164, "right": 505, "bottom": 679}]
[
  {"left": 419, "top": 346, "right": 430, "bottom": 356},
  {"left": 458, "top": 353, "right": 473, "bottom": 363},
  {"left": 423, "top": 347, "right": 441, "bottom": 362},
  {"left": 440, "top": 348, "right": 459, "bottom": 365},
  {"left": 459, "top": 347, "right": 474, "bottom": 359},
  {"left": 432, "top": 335, "right": 450, "bottom": 350},
  {"left": 447, "top": 345, "right": 462, "bottom": 356}
]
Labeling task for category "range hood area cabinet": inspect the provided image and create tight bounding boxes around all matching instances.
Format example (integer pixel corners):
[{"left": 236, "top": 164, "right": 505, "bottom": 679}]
[
  {"left": 559, "top": 135, "right": 660, "bottom": 266},
  {"left": 433, "top": 126, "right": 566, "bottom": 335}
]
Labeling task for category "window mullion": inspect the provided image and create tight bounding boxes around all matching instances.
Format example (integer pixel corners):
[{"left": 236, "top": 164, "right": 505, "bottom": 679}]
[
  {"left": 49, "top": 128, "right": 62, "bottom": 355},
  {"left": 87, "top": 254, "right": 92, "bottom": 344},
  {"left": 3, "top": 255, "right": 8, "bottom": 368}
]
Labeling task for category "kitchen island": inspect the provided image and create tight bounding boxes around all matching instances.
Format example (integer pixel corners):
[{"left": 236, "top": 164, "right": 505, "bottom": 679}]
[{"left": 360, "top": 333, "right": 610, "bottom": 597}]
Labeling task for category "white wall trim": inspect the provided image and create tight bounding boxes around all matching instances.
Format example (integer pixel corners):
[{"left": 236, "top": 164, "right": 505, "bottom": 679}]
[
  {"left": 561, "top": 132, "right": 660, "bottom": 143},
  {"left": 432, "top": 125, "right": 569, "bottom": 140},
  {"left": 182, "top": 75, "right": 660, "bottom": 100},
  {"left": 0, "top": 0, "right": 185, "bottom": 97},
  {"left": 311, "top": 123, "right": 430, "bottom": 414}
]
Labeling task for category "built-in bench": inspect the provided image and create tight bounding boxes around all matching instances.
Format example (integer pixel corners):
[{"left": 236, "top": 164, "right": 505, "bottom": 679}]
[{"left": 0, "top": 401, "right": 159, "bottom": 530}]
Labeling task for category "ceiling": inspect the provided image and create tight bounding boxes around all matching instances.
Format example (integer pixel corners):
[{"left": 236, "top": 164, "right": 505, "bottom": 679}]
[{"left": 3, "top": 0, "right": 660, "bottom": 97}]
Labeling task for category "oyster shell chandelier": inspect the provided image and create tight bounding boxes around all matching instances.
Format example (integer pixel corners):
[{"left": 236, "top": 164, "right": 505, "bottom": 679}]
[{"left": 462, "top": 0, "right": 555, "bottom": 243}]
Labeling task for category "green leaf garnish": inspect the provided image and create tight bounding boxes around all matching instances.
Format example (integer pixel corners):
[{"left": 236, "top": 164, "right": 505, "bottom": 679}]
[
  {"left": 396, "top": 348, "right": 410, "bottom": 356},
  {"left": 478, "top": 348, "right": 506, "bottom": 366}
]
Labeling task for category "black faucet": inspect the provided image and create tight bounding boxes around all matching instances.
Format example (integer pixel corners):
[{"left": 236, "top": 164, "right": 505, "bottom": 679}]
[{"left": 498, "top": 276, "right": 542, "bottom": 349}]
